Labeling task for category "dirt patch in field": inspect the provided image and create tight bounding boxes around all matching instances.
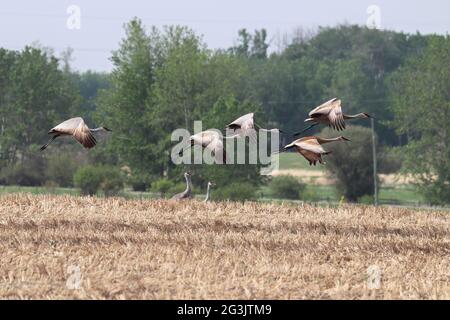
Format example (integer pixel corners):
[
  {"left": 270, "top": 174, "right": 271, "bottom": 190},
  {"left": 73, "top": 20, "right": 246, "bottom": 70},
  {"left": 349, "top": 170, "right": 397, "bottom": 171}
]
[{"left": 272, "top": 169, "right": 418, "bottom": 186}]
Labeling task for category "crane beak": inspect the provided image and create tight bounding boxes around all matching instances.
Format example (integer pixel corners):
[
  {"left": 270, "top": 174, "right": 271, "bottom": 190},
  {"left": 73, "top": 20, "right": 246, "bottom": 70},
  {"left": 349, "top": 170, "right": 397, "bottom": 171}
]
[
  {"left": 342, "top": 137, "right": 351, "bottom": 142},
  {"left": 103, "top": 127, "right": 112, "bottom": 132}
]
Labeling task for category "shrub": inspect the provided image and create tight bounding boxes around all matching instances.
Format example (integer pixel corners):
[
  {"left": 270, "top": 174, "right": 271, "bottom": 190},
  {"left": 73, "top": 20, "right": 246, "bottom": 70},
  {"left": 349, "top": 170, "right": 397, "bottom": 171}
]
[
  {"left": 358, "top": 194, "right": 374, "bottom": 205},
  {"left": 378, "top": 146, "right": 403, "bottom": 174},
  {"left": 300, "top": 188, "right": 322, "bottom": 202},
  {"left": 128, "top": 173, "right": 152, "bottom": 192},
  {"left": 321, "top": 125, "right": 379, "bottom": 202},
  {"left": 74, "top": 165, "right": 124, "bottom": 196},
  {"left": 214, "top": 182, "right": 256, "bottom": 202},
  {"left": 45, "top": 153, "right": 80, "bottom": 187},
  {"left": 0, "top": 154, "right": 46, "bottom": 186},
  {"left": 151, "top": 178, "right": 174, "bottom": 196},
  {"left": 168, "top": 182, "right": 187, "bottom": 197},
  {"left": 99, "top": 167, "right": 124, "bottom": 197},
  {"left": 268, "top": 176, "right": 305, "bottom": 199},
  {"left": 73, "top": 166, "right": 104, "bottom": 196}
]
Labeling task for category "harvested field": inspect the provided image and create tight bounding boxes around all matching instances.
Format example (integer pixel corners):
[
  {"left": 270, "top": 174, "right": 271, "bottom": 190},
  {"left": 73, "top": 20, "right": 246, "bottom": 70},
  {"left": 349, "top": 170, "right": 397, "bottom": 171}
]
[{"left": 0, "top": 194, "right": 448, "bottom": 299}]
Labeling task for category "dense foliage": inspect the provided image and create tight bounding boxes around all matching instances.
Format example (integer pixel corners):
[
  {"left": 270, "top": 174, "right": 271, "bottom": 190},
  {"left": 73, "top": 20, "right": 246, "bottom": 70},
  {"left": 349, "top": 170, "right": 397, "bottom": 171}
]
[
  {"left": 0, "top": 20, "right": 448, "bottom": 203},
  {"left": 321, "top": 126, "right": 379, "bottom": 202},
  {"left": 268, "top": 176, "right": 305, "bottom": 200},
  {"left": 388, "top": 37, "right": 450, "bottom": 204}
]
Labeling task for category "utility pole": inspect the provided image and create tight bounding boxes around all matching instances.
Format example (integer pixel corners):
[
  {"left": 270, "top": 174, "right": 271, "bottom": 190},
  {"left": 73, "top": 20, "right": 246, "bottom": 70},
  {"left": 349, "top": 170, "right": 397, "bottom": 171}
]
[{"left": 371, "top": 118, "right": 378, "bottom": 206}]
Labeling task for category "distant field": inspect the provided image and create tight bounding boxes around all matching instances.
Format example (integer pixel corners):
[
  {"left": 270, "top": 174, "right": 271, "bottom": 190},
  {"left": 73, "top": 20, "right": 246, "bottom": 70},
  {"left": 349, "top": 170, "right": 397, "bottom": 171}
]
[
  {"left": 0, "top": 194, "right": 448, "bottom": 299},
  {"left": 1, "top": 184, "right": 423, "bottom": 206},
  {"left": 0, "top": 153, "right": 427, "bottom": 207}
]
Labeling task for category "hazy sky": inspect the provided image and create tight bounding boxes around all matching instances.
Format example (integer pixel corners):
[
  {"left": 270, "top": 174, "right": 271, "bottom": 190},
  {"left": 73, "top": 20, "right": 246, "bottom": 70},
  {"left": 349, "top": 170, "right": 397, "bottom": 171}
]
[{"left": 1, "top": 0, "right": 449, "bottom": 71}]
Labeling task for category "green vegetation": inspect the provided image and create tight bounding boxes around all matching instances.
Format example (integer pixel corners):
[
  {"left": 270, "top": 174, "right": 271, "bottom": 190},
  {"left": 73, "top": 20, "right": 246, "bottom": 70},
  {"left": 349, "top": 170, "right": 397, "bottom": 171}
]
[
  {"left": 151, "top": 178, "right": 175, "bottom": 197},
  {"left": 74, "top": 165, "right": 124, "bottom": 196},
  {"left": 0, "top": 183, "right": 425, "bottom": 207},
  {"left": 268, "top": 176, "right": 305, "bottom": 200},
  {"left": 0, "top": 20, "right": 449, "bottom": 205},
  {"left": 321, "top": 126, "right": 379, "bottom": 202},
  {"left": 389, "top": 37, "right": 450, "bottom": 205},
  {"left": 214, "top": 183, "right": 257, "bottom": 202}
]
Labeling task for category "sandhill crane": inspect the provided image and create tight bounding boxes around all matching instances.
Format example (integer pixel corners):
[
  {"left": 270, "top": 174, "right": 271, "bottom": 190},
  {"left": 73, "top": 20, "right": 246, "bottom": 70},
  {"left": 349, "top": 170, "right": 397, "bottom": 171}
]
[
  {"left": 225, "top": 113, "right": 285, "bottom": 141},
  {"left": 171, "top": 171, "right": 192, "bottom": 200},
  {"left": 40, "top": 117, "right": 111, "bottom": 150},
  {"left": 294, "top": 98, "right": 371, "bottom": 136},
  {"left": 187, "top": 130, "right": 228, "bottom": 164},
  {"left": 204, "top": 181, "right": 215, "bottom": 202},
  {"left": 284, "top": 136, "right": 350, "bottom": 166}
]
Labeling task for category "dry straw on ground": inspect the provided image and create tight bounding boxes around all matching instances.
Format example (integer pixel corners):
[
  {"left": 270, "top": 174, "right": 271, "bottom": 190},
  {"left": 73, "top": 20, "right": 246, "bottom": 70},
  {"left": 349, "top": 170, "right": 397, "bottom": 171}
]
[{"left": 0, "top": 194, "right": 448, "bottom": 299}]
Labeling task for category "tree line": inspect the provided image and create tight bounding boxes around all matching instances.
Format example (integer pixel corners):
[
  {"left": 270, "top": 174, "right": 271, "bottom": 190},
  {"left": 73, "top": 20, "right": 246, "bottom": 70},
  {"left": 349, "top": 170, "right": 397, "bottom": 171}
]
[{"left": 0, "top": 18, "right": 448, "bottom": 204}]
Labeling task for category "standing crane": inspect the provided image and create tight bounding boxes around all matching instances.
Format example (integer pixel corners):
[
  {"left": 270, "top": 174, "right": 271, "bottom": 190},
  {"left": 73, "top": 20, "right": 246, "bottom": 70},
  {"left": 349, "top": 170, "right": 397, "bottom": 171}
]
[
  {"left": 204, "top": 181, "right": 215, "bottom": 202},
  {"left": 294, "top": 98, "right": 371, "bottom": 136},
  {"left": 40, "top": 117, "right": 111, "bottom": 150},
  {"left": 171, "top": 171, "right": 192, "bottom": 200},
  {"left": 283, "top": 136, "right": 350, "bottom": 166}
]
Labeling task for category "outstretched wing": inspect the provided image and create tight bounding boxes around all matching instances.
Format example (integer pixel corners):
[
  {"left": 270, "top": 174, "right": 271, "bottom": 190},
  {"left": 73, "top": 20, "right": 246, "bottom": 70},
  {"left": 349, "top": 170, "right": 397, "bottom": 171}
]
[
  {"left": 72, "top": 119, "right": 97, "bottom": 149},
  {"left": 308, "top": 98, "right": 338, "bottom": 117},
  {"left": 50, "top": 117, "right": 96, "bottom": 149},
  {"left": 225, "top": 113, "right": 254, "bottom": 133},
  {"left": 207, "top": 138, "right": 227, "bottom": 164},
  {"left": 327, "top": 100, "right": 346, "bottom": 131},
  {"left": 295, "top": 138, "right": 327, "bottom": 154},
  {"left": 299, "top": 149, "right": 322, "bottom": 163}
]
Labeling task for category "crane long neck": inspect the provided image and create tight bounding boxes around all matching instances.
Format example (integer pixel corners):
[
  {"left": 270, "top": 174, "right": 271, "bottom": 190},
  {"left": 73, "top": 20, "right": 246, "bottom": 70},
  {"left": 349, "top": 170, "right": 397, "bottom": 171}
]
[
  {"left": 344, "top": 113, "right": 366, "bottom": 119},
  {"left": 184, "top": 175, "right": 191, "bottom": 193},
  {"left": 90, "top": 127, "right": 104, "bottom": 132},
  {"left": 317, "top": 137, "right": 341, "bottom": 144},
  {"left": 205, "top": 184, "right": 211, "bottom": 202}
]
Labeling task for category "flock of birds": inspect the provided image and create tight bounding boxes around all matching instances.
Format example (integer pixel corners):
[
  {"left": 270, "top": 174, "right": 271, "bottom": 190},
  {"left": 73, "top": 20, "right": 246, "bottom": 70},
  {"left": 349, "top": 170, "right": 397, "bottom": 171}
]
[{"left": 40, "top": 97, "right": 371, "bottom": 201}]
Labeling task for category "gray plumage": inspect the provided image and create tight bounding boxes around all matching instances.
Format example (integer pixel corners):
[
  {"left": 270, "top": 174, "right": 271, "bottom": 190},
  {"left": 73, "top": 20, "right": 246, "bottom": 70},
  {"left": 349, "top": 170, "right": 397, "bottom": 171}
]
[
  {"left": 171, "top": 172, "right": 192, "bottom": 200},
  {"left": 40, "top": 117, "right": 111, "bottom": 151},
  {"left": 204, "top": 181, "right": 215, "bottom": 202},
  {"left": 294, "top": 98, "right": 371, "bottom": 136}
]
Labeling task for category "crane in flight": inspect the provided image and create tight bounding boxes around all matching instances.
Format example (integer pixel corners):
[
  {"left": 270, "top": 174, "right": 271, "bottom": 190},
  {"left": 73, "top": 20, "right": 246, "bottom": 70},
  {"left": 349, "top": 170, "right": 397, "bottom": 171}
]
[
  {"left": 294, "top": 98, "right": 371, "bottom": 136},
  {"left": 283, "top": 136, "right": 350, "bottom": 166},
  {"left": 225, "top": 113, "right": 285, "bottom": 144},
  {"left": 186, "top": 130, "right": 229, "bottom": 164},
  {"left": 40, "top": 117, "right": 111, "bottom": 150}
]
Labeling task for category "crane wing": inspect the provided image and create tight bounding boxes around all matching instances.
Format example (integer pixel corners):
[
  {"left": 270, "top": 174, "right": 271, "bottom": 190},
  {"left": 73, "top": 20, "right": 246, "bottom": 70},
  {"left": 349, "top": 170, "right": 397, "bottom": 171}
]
[
  {"left": 72, "top": 119, "right": 97, "bottom": 149},
  {"left": 226, "top": 113, "right": 254, "bottom": 130},
  {"left": 327, "top": 100, "right": 346, "bottom": 131},
  {"left": 295, "top": 138, "right": 327, "bottom": 154},
  {"left": 308, "top": 98, "right": 338, "bottom": 117},
  {"left": 51, "top": 117, "right": 83, "bottom": 134},
  {"left": 299, "top": 149, "right": 322, "bottom": 163},
  {"left": 206, "top": 136, "right": 227, "bottom": 164}
]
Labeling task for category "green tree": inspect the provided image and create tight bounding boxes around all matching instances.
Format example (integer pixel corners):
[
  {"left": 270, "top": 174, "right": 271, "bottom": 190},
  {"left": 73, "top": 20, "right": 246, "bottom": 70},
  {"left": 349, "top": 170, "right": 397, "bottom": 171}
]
[
  {"left": 321, "top": 126, "right": 379, "bottom": 202},
  {"left": 96, "top": 19, "right": 158, "bottom": 176},
  {"left": 388, "top": 36, "right": 450, "bottom": 204},
  {"left": 251, "top": 29, "right": 268, "bottom": 59},
  {"left": 0, "top": 46, "right": 78, "bottom": 172}
]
